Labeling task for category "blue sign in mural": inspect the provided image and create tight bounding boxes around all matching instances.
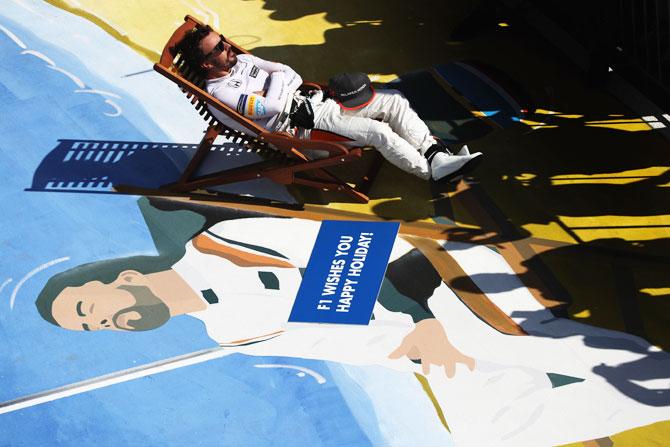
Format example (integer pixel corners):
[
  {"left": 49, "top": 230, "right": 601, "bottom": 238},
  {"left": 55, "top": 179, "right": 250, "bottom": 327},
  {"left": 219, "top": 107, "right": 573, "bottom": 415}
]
[{"left": 289, "top": 220, "right": 400, "bottom": 325}]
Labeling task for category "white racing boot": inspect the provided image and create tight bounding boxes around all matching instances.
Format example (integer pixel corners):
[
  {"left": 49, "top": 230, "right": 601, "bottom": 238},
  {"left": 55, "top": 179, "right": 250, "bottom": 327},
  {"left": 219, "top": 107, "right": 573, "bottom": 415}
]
[
  {"left": 456, "top": 144, "right": 470, "bottom": 156},
  {"left": 430, "top": 150, "right": 483, "bottom": 182}
]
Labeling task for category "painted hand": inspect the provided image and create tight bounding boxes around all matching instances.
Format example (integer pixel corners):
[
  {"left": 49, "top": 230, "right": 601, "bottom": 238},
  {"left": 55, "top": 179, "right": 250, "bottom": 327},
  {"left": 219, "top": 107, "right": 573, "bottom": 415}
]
[{"left": 388, "top": 318, "right": 476, "bottom": 377}]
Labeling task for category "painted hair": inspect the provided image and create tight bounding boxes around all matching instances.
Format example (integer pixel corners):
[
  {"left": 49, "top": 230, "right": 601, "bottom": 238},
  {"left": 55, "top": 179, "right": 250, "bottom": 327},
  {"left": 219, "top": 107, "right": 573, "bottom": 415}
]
[
  {"left": 35, "top": 197, "right": 209, "bottom": 326},
  {"left": 35, "top": 255, "right": 180, "bottom": 326}
]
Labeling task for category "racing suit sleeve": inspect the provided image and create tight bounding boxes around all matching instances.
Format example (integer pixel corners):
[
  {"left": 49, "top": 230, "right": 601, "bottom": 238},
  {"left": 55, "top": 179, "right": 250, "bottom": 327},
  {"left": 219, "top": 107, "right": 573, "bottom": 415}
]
[
  {"left": 234, "top": 71, "right": 289, "bottom": 119},
  {"left": 248, "top": 55, "right": 303, "bottom": 93},
  {"left": 208, "top": 56, "right": 303, "bottom": 120}
]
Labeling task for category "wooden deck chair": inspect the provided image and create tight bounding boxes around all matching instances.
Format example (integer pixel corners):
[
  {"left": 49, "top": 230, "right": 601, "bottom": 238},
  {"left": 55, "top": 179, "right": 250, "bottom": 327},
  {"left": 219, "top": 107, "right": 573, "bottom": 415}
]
[{"left": 130, "top": 15, "right": 381, "bottom": 204}]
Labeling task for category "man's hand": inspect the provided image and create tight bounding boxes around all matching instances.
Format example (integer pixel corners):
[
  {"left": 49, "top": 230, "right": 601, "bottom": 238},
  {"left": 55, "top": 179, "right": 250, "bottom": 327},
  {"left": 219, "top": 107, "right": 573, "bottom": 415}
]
[{"left": 389, "top": 318, "right": 475, "bottom": 377}]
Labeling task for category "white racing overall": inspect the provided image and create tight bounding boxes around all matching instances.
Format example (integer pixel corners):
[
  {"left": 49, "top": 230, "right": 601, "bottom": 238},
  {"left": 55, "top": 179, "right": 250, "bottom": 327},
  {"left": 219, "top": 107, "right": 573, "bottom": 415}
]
[{"left": 206, "top": 54, "right": 436, "bottom": 179}]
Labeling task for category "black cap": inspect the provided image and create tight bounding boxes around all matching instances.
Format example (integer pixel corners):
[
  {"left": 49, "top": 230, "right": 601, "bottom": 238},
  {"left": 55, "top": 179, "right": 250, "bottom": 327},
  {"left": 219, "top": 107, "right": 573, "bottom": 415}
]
[{"left": 328, "top": 72, "right": 375, "bottom": 110}]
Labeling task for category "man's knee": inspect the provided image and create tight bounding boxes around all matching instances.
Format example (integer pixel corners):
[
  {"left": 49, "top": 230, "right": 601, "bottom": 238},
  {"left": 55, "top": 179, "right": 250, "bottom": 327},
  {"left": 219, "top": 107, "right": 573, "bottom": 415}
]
[
  {"left": 366, "top": 120, "right": 395, "bottom": 147},
  {"left": 383, "top": 90, "right": 410, "bottom": 109}
]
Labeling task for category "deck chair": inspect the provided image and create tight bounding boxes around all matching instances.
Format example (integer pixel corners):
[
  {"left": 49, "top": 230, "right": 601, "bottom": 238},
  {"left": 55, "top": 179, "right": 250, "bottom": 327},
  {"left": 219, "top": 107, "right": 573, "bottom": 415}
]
[{"left": 129, "top": 15, "right": 381, "bottom": 204}]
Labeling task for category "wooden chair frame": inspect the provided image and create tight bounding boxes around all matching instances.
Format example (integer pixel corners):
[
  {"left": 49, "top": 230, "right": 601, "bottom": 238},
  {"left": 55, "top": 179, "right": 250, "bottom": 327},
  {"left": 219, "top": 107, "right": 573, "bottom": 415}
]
[{"left": 124, "top": 15, "right": 381, "bottom": 203}]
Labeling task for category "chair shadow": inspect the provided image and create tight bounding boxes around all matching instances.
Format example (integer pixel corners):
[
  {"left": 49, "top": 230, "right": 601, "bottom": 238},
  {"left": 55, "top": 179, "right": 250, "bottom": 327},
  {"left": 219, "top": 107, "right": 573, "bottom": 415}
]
[{"left": 27, "top": 138, "right": 300, "bottom": 205}]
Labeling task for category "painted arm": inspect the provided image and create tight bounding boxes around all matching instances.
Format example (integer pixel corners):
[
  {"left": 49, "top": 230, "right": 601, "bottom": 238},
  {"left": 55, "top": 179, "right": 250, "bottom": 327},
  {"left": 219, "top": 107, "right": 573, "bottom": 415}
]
[
  {"left": 192, "top": 232, "right": 296, "bottom": 268},
  {"left": 377, "top": 278, "right": 434, "bottom": 323},
  {"left": 380, "top": 248, "right": 475, "bottom": 376},
  {"left": 377, "top": 248, "right": 439, "bottom": 322}
]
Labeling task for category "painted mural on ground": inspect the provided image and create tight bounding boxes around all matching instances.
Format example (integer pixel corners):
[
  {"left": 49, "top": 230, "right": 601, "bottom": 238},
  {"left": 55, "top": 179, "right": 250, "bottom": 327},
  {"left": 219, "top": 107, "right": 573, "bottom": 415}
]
[{"left": 1, "top": 1, "right": 669, "bottom": 446}]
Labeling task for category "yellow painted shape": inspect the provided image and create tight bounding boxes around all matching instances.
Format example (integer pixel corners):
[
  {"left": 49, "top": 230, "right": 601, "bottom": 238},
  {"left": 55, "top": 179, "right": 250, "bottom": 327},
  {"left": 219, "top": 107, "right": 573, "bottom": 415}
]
[
  {"left": 532, "top": 125, "right": 558, "bottom": 129},
  {"left": 514, "top": 173, "right": 536, "bottom": 182},
  {"left": 369, "top": 74, "right": 400, "bottom": 83},
  {"left": 348, "top": 20, "right": 382, "bottom": 26},
  {"left": 640, "top": 288, "right": 670, "bottom": 296},
  {"left": 552, "top": 178, "right": 640, "bottom": 185},
  {"left": 585, "top": 117, "right": 652, "bottom": 132},
  {"left": 552, "top": 167, "right": 670, "bottom": 177},
  {"left": 498, "top": 22, "right": 510, "bottom": 27},
  {"left": 587, "top": 118, "right": 646, "bottom": 124},
  {"left": 586, "top": 122, "right": 651, "bottom": 132},
  {"left": 556, "top": 114, "right": 584, "bottom": 119},
  {"left": 48, "top": 0, "right": 340, "bottom": 59},
  {"left": 551, "top": 167, "right": 670, "bottom": 185},
  {"left": 573, "top": 309, "right": 591, "bottom": 318},
  {"left": 518, "top": 118, "right": 546, "bottom": 126},
  {"left": 534, "top": 109, "right": 562, "bottom": 115},
  {"left": 414, "top": 373, "right": 450, "bottom": 432},
  {"left": 558, "top": 421, "right": 670, "bottom": 447},
  {"left": 521, "top": 222, "right": 576, "bottom": 243},
  {"left": 558, "top": 215, "right": 670, "bottom": 242},
  {"left": 560, "top": 215, "right": 670, "bottom": 227},
  {"left": 610, "top": 420, "right": 670, "bottom": 446},
  {"left": 452, "top": 220, "right": 481, "bottom": 230}
]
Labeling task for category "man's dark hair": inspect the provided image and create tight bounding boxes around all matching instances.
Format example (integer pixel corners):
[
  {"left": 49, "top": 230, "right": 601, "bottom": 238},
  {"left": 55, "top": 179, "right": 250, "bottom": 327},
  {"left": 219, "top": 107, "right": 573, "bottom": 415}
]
[{"left": 175, "top": 24, "right": 212, "bottom": 76}]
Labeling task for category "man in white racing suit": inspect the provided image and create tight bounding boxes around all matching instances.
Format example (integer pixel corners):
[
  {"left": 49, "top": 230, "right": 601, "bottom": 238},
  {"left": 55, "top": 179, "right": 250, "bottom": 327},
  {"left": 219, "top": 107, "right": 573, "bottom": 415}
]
[{"left": 180, "top": 26, "right": 483, "bottom": 182}]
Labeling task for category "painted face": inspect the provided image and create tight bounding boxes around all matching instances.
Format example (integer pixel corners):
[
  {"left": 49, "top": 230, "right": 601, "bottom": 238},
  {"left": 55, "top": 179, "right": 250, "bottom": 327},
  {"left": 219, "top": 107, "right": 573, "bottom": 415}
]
[
  {"left": 200, "top": 31, "right": 237, "bottom": 71},
  {"left": 51, "top": 273, "right": 171, "bottom": 332}
]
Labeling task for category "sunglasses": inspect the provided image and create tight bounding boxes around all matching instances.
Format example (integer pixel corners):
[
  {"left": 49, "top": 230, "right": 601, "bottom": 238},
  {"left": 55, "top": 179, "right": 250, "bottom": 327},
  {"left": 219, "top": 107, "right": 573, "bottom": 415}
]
[{"left": 204, "top": 34, "right": 227, "bottom": 60}]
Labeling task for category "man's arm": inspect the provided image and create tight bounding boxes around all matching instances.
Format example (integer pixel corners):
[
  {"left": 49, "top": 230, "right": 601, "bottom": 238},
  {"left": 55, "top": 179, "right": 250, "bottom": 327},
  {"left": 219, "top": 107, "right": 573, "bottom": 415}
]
[
  {"left": 207, "top": 55, "right": 303, "bottom": 121},
  {"left": 248, "top": 55, "right": 302, "bottom": 93},
  {"left": 234, "top": 70, "right": 288, "bottom": 118},
  {"left": 210, "top": 73, "right": 288, "bottom": 120}
]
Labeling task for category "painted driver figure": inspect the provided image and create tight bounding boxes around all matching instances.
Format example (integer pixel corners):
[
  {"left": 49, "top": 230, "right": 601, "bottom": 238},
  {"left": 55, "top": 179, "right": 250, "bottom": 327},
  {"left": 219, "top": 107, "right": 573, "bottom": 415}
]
[
  {"left": 34, "top": 208, "right": 670, "bottom": 446},
  {"left": 39, "top": 215, "right": 474, "bottom": 376}
]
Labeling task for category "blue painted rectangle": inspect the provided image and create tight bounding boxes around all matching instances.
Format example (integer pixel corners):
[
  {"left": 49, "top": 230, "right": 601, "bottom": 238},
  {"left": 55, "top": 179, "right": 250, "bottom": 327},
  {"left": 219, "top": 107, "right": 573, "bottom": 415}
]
[{"left": 289, "top": 220, "right": 400, "bottom": 325}]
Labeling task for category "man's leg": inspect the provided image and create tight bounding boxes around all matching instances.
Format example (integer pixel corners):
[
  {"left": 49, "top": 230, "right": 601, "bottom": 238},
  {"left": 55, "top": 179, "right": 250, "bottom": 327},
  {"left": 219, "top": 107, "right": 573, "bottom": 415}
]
[
  {"left": 314, "top": 93, "right": 483, "bottom": 181},
  {"left": 348, "top": 90, "right": 470, "bottom": 156},
  {"left": 313, "top": 99, "right": 432, "bottom": 179},
  {"left": 344, "top": 89, "right": 436, "bottom": 151}
]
